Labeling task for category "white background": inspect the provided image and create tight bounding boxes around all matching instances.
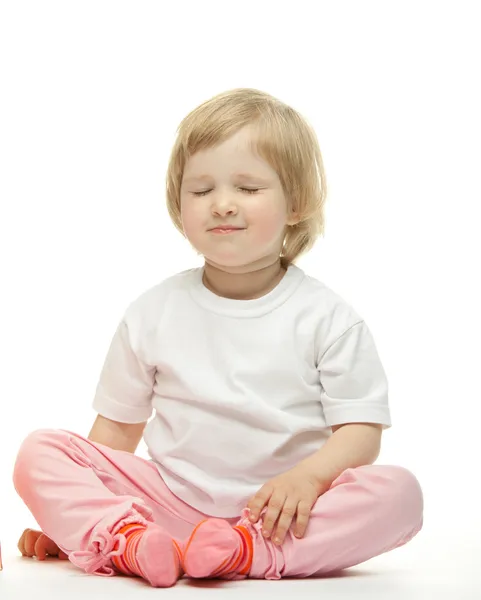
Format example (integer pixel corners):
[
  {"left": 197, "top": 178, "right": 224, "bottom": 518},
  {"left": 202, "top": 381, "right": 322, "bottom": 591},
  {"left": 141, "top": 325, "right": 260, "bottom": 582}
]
[{"left": 1, "top": 1, "right": 480, "bottom": 597}]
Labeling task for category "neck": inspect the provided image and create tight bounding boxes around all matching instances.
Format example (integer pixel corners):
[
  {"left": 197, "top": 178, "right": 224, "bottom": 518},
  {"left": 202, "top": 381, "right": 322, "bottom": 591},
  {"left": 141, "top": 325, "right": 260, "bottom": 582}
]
[{"left": 202, "top": 259, "right": 287, "bottom": 300}]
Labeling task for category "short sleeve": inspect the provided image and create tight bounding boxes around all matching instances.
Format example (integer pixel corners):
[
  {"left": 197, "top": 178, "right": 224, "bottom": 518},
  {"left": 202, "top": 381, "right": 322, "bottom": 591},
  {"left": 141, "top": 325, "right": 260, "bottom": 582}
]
[
  {"left": 92, "top": 320, "right": 155, "bottom": 424},
  {"left": 318, "top": 321, "right": 392, "bottom": 429}
]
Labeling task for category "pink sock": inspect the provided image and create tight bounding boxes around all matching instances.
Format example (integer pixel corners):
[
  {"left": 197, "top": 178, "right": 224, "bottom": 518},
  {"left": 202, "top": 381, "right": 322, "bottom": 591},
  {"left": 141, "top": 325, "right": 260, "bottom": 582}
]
[
  {"left": 111, "top": 522, "right": 183, "bottom": 587},
  {"left": 183, "top": 519, "right": 253, "bottom": 580}
]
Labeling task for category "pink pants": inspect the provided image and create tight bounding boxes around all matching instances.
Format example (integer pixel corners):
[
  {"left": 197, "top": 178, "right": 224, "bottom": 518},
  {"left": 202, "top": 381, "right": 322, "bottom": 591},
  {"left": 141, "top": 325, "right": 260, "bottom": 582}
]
[{"left": 13, "top": 429, "right": 423, "bottom": 580}]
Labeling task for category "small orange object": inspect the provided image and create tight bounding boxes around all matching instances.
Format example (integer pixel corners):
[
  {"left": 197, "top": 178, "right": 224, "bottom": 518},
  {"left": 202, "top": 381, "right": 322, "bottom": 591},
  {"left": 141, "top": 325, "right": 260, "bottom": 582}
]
[{"left": 0, "top": 541, "right": 3, "bottom": 571}]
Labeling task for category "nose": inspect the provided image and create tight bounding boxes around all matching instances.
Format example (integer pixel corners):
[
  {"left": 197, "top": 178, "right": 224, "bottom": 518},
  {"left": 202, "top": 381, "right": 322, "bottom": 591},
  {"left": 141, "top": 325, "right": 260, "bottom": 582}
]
[{"left": 211, "top": 196, "right": 238, "bottom": 217}]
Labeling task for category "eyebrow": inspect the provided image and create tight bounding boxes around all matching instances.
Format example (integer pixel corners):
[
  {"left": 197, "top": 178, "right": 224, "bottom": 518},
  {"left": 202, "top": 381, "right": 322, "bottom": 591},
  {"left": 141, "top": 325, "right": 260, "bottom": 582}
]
[{"left": 183, "top": 173, "right": 270, "bottom": 184}]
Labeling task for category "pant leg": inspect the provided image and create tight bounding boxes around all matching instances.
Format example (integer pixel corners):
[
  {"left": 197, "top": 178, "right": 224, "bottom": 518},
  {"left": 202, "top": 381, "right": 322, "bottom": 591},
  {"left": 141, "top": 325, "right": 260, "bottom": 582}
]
[
  {"left": 238, "top": 465, "right": 423, "bottom": 580},
  {"left": 13, "top": 429, "right": 206, "bottom": 576}
]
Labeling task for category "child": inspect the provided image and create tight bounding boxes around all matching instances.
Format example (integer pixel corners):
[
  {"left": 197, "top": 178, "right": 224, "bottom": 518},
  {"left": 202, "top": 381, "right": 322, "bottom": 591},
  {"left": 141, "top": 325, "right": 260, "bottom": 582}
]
[{"left": 13, "top": 88, "right": 423, "bottom": 587}]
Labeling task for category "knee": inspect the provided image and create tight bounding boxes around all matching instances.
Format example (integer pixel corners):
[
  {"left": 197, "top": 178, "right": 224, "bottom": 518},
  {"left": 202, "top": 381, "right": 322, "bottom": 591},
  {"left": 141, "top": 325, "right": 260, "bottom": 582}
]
[
  {"left": 16, "top": 428, "right": 64, "bottom": 458},
  {"left": 13, "top": 429, "right": 65, "bottom": 493},
  {"left": 371, "top": 465, "right": 424, "bottom": 522}
]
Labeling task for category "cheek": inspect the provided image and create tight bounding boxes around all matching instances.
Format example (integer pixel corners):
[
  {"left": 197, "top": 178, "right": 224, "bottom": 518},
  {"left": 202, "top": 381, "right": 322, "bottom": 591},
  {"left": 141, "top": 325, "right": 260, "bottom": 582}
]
[
  {"left": 180, "top": 200, "right": 204, "bottom": 237},
  {"left": 248, "top": 202, "right": 286, "bottom": 243}
]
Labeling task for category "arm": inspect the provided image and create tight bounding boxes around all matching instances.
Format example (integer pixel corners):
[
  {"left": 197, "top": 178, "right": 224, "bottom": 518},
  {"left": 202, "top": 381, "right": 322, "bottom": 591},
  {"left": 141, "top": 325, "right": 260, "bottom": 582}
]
[
  {"left": 247, "top": 422, "right": 383, "bottom": 544},
  {"left": 88, "top": 414, "right": 147, "bottom": 454},
  {"left": 299, "top": 422, "right": 383, "bottom": 492},
  {"left": 248, "top": 319, "right": 390, "bottom": 544},
  {"left": 310, "top": 319, "right": 389, "bottom": 490},
  {"left": 89, "top": 318, "right": 155, "bottom": 452}
]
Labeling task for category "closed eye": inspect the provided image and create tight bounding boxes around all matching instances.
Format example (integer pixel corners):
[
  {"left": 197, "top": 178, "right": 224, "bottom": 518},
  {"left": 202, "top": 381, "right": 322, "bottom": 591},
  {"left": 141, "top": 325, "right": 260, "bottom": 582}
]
[{"left": 192, "top": 188, "right": 260, "bottom": 197}]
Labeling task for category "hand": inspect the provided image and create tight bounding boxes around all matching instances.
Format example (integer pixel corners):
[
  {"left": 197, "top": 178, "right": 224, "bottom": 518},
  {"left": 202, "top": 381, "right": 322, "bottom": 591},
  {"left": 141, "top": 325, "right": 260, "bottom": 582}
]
[
  {"left": 18, "top": 529, "right": 68, "bottom": 560},
  {"left": 246, "top": 464, "right": 323, "bottom": 545}
]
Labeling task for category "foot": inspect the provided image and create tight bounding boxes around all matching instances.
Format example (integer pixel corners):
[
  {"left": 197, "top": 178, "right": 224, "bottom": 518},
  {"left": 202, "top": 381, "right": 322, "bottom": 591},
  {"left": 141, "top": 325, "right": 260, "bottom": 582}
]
[
  {"left": 183, "top": 519, "right": 253, "bottom": 579},
  {"left": 112, "top": 523, "right": 183, "bottom": 588}
]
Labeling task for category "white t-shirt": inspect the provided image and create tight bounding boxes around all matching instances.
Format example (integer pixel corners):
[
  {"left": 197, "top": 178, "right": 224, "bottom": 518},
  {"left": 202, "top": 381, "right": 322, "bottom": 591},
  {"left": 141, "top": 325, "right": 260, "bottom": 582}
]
[{"left": 92, "top": 265, "right": 391, "bottom": 517}]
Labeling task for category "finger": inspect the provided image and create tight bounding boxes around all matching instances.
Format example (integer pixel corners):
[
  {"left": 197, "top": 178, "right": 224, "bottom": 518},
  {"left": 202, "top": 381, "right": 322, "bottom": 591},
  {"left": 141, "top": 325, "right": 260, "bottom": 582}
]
[
  {"left": 247, "top": 485, "right": 273, "bottom": 523},
  {"left": 58, "top": 550, "right": 69, "bottom": 560},
  {"left": 272, "top": 498, "right": 298, "bottom": 545},
  {"left": 295, "top": 500, "right": 314, "bottom": 538},
  {"left": 262, "top": 492, "right": 287, "bottom": 538}
]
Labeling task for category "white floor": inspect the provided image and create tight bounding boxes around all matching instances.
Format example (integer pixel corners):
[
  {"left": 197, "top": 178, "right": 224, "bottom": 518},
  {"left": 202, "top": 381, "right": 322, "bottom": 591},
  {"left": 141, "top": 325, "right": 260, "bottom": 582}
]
[{"left": 1, "top": 525, "right": 479, "bottom": 600}]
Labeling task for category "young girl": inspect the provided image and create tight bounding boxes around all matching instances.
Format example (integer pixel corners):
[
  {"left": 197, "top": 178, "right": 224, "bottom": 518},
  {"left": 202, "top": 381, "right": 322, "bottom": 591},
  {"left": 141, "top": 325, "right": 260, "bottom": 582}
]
[{"left": 13, "top": 88, "right": 423, "bottom": 587}]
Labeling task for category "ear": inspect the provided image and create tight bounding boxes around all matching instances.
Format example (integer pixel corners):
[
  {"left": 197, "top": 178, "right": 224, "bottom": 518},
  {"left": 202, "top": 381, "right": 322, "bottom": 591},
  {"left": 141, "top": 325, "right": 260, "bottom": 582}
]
[{"left": 286, "top": 211, "right": 300, "bottom": 226}]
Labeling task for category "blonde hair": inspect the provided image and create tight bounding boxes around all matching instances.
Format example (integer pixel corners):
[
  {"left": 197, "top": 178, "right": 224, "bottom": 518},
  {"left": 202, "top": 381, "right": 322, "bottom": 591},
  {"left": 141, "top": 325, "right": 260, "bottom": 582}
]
[{"left": 166, "top": 88, "right": 327, "bottom": 268}]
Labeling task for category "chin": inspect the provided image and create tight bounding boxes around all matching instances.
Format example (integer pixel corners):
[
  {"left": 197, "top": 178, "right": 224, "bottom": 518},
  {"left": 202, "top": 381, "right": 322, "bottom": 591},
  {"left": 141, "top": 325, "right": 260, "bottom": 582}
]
[
  {"left": 205, "top": 252, "right": 276, "bottom": 272},
  {"left": 202, "top": 249, "right": 251, "bottom": 266},
  {"left": 205, "top": 256, "right": 248, "bottom": 269}
]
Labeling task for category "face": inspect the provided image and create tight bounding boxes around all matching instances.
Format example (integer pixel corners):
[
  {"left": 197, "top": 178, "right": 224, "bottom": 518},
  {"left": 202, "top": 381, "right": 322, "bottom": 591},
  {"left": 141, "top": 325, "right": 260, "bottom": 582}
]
[{"left": 180, "top": 126, "right": 297, "bottom": 271}]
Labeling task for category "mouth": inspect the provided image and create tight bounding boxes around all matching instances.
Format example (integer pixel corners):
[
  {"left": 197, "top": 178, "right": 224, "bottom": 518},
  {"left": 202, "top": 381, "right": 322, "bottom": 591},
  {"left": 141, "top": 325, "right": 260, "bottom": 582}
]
[{"left": 208, "top": 227, "right": 245, "bottom": 234}]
